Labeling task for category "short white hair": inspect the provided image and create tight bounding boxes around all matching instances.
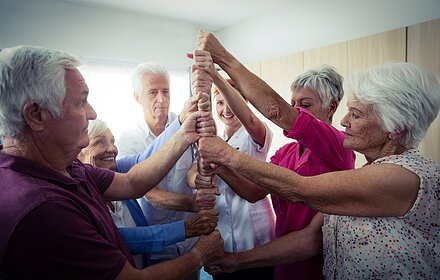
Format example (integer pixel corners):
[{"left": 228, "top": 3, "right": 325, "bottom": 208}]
[
  {"left": 291, "top": 65, "right": 344, "bottom": 110},
  {"left": 0, "top": 46, "right": 79, "bottom": 138},
  {"left": 87, "top": 119, "right": 109, "bottom": 140},
  {"left": 131, "top": 62, "right": 170, "bottom": 96},
  {"left": 344, "top": 62, "right": 440, "bottom": 148}
]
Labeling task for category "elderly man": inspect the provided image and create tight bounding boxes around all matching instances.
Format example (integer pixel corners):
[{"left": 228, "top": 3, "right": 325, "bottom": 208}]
[
  {"left": 116, "top": 62, "right": 212, "bottom": 279},
  {"left": 0, "top": 46, "right": 223, "bottom": 279}
]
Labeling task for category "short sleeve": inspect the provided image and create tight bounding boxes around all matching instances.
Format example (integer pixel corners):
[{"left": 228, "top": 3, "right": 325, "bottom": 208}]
[{"left": 3, "top": 200, "right": 127, "bottom": 279}]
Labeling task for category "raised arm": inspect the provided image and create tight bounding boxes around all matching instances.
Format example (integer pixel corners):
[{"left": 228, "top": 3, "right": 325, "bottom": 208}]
[
  {"left": 116, "top": 92, "right": 206, "bottom": 172},
  {"left": 105, "top": 111, "right": 215, "bottom": 201},
  {"left": 197, "top": 31, "right": 298, "bottom": 132},
  {"left": 198, "top": 136, "right": 420, "bottom": 217},
  {"left": 192, "top": 50, "right": 267, "bottom": 147}
]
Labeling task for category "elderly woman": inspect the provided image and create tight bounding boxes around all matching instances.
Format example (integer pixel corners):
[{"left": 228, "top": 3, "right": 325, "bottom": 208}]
[
  {"left": 78, "top": 118, "right": 219, "bottom": 269},
  {"left": 188, "top": 63, "right": 276, "bottom": 279},
  {"left": 192, "top": 47, "right": 354, "bottom": 279},
  {"left": 198, "top": 62, "right": 440, "bottom": 279}
]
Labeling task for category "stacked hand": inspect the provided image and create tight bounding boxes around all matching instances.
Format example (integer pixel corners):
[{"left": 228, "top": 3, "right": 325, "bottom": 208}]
[
  {"left": 197, "top": 30, "right": 231, "bottom": 66},
  {"left": 191, "top": 230, "right": 224, "bottom": 266},
  {"left": 179, "top": 110, "right": 215, "bottom": 145},
  {"left": 179, "top": 92, "right": 209, "bottom": 123},
  {"left": 185, "top": 209, "right": 220, "bottom": 238}
]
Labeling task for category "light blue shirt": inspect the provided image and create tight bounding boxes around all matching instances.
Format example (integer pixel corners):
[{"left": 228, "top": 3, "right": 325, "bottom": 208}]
[
  {"left": 113, "top": 117, "right": 185, "bottom": 267},
  {"left": 117, "top": 113, "right": 198, "bottom": 260},
  {"left": 116, "top": 118, "right": 181, "bottom": 173}
]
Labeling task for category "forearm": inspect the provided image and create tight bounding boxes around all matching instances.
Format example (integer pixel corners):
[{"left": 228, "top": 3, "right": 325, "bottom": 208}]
[
  {"left": 218, "top": 167, "right": 267, "bottom": 203},
  {"left": 140, "top": 251, "right": 202, "bottom": 280},
  {"left": 212, "top": 72, "right": 266, "bottom": 146},
  {"left": 146, "top": 187, "right": 194, "bottom": 212},
  {"left": 226, "top": 151, "right": 306, "bottom": 204},
  {"left": 116, "top": 118, "right": 180, "bottom": 173},
  {"left": 186, "top": 163, "right": 198, "bottom": 188},
  {"left": 237, "top": 229, "right": 321, "bottom": 269},
  {"left": 118, "top": 221, "right": 185, "bottom": 254},
  {"left": 215, "top": 56, "right": 296, "bottom": 131}
]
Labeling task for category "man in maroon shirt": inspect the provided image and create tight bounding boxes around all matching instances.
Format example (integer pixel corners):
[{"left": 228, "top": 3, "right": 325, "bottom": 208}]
[{"left": 0, "top": 45, "right": 223, "bottom": 279}]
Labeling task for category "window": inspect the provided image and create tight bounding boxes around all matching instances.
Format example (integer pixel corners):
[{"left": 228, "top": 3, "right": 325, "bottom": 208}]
[{"left": 79, "top": 57, "right": 191, "bottom": 140}]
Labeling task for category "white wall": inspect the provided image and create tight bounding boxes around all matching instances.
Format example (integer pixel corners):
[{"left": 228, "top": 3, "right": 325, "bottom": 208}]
[
  {"left": 0, "top": 0, "right": 198, "bottom": 66},
  {"left": 2, "top": 0, "right": 439, "bottom": 66},
  {"left": 216, "top": 0, "right": 440, "bottom": 64}
]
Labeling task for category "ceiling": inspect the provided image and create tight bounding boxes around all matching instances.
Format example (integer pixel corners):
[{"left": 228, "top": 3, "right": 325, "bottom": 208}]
[{"left": 56, "top": 0, "right": 295, "bottom": 31}]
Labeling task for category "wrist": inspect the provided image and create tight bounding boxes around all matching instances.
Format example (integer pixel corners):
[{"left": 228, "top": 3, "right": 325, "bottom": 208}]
[
  {"left": 215, "top": 49, "right": 235, "bottom": 71},
  {"left": 189, "top": 193, "right": 197, "bottom": 212},
  {"left": 183, "top": 220, "right": 191, "bottom": 238},
  {"left": 175, "top": 129, "right": 191, "bottom": 148},
  {"left": 190, "top": 247, "right": 205, "bottom": 266}
]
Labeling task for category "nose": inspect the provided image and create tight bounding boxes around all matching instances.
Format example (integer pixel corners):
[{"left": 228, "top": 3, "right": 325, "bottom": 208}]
[
  {"left": 108, "top": 143, "right": 118, "bottom": 155},
  {"left": 87, "top": 103, "right": 97, "bottom": 120},
  {"left": 156, "top": 92, "right": 166, "bottom": 103},
  {"left": 224, "top": 104, "right": 232, "bottom": 114},
  {"left": 340, "top": 112, "right": 349, "bottom": 128}
]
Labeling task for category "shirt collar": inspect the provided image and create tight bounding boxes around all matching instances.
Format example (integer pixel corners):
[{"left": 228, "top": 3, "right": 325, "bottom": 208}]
[
  {"left": 141, "top": 112, "right": 176, "bottom": 139},
  {"left": 0, "top": 148, "right": 84, "bottom": 190}
]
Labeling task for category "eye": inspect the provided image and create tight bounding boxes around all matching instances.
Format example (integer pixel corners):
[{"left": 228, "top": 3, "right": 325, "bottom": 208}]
[
  {"left": 351, "top": 112, "right": 360, "bottom": 119},
  {"left": 299, "top": 103, "right": 310, "bottom": 108},
  {"left": 79, "top": 98, "right": 87, "bottom": 107},
  {"left": 291, "top": 101, "right": 295, "bottom": 107}
]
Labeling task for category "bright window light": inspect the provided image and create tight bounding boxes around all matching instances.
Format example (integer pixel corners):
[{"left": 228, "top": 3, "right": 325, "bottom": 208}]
[{"left": 79, "top": 58, "right": 191, "bottom": 140}]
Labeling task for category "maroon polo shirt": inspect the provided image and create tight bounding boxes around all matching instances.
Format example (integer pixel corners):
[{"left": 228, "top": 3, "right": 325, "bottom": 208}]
[{"left": 0, "top": 147, "right": 134, "bottom": 279}]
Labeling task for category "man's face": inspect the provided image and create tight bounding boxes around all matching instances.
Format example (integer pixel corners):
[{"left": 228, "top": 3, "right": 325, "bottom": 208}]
[
  {"left": 45, "top": 69, "right": 97, "bottom": 156},
  {"left": 135, "top": 73, "right": 170, "bottom": 124}
]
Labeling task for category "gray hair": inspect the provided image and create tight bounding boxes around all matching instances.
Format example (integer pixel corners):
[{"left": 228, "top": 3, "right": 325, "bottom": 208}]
[
  {"left": 87, "top": 119, "right": 109, "bottom": 140},
  {"left": 344, "top": 62, "right": 440, "bottom": 148},
  {"left": 0, "top": 46, "right": 79, "bottom": 138},
  {"left": 291, "top": 65, "right": 344, "bottom": 110},
  {"left": 131, "top": 62, "right": 170, "bottom": 96}
]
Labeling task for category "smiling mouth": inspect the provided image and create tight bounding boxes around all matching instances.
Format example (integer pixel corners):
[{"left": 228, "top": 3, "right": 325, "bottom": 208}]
[{"left": 101, "top": 156, "right": 115, "bottom": 161}]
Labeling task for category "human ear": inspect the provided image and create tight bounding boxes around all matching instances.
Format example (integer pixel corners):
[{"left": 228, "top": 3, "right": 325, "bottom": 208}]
[
  {"left": 22, "top": 102, "right": 49, "bottom": 132},
  {"left": 133, "top": 92, "right": 141, "bottom": 104},
  {"left": 327, "top": 100, "right": 338, "bottom": 121},
  {"left": 388, "top": 130, "right": 403, "bottom": 141}
]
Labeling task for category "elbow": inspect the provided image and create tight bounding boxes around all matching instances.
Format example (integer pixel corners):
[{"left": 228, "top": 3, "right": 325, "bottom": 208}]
[{"left": 247, "top": 191, "right": 268, "bottom": 203}]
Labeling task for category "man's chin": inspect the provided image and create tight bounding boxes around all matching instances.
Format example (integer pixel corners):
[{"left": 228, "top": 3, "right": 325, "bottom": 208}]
[{"left": 78, "top": 138, "right": 90, "bottom": 150}]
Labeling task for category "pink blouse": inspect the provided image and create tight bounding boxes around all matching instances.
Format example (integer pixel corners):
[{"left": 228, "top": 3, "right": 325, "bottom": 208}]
[{"left": 270, "top": 108, "right": 355, "bottom": 280}]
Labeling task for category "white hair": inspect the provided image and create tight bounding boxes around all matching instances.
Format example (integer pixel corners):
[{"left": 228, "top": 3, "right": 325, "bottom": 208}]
[
  {"left": 131, "top": 62, "right": 170, "bottom": 96},
  {"left": 87, "top": 119, "right": 108, "bottom": 140},
  {"left": 291, "top": 65, "right": 344, "bottom": 110},
  {"left": 344, "top": 62, "right": 440, "bottom": 148},
  {"left": 0, "top": 46, "right": 80, "bottom": 138}
]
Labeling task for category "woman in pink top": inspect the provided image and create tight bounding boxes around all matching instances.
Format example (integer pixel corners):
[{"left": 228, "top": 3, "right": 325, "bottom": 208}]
[{"left": 197, "top": 32, "right": 355, "bottom": 280}]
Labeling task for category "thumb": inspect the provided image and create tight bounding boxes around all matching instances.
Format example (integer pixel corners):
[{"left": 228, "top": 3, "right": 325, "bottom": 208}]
[
  {"left": 187, "top": 53, "right": 194, "bottom": 59},
  {"left": 213, "top": 185, "right": 220, "bottom": 196}
]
